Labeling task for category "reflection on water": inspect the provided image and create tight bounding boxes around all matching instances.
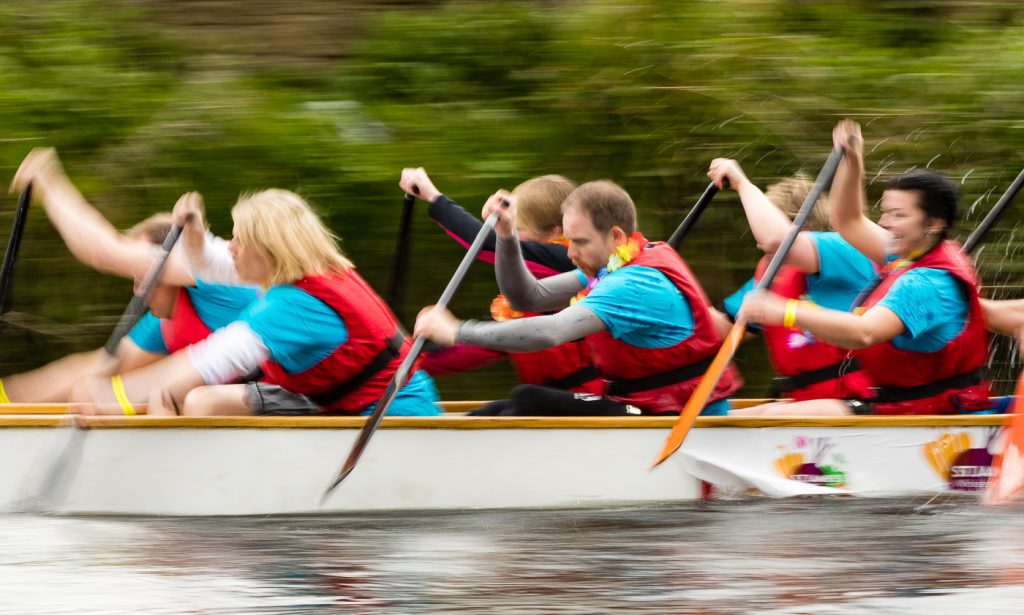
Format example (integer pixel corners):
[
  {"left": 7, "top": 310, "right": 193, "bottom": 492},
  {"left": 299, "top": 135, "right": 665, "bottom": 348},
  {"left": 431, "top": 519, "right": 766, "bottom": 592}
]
[{"left": 2, "top": 498, "right": 1024, "bottom": 613}]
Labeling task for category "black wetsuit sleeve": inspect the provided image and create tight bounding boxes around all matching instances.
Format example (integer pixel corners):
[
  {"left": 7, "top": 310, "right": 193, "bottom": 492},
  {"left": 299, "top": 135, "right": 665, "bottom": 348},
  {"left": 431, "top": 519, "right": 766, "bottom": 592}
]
[{"left": 427, "top": 195, "right": 575, "bottom": 274}]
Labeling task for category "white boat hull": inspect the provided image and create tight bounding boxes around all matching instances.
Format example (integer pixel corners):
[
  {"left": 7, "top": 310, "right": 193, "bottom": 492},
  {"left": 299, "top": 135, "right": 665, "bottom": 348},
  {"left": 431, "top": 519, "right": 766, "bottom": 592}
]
[{"left": 0, "top": 413, "right": 1008, "bottom": 515}]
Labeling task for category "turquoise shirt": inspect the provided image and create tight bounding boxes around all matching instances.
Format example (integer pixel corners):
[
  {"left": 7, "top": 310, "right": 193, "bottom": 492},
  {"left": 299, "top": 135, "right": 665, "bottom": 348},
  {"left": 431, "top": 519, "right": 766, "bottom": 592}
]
[
  {"left": 877, "top": 267, "right": 968, "bottom": 352},
  {"left": 128, "top": 279, "right": 259, "bottom": 353},
  {"left": 574, "top": 265, "right": 693, "bottom": 348},
  {"left": 723, "top": 231, "right": 876, "bottom": 318},
  {"left": 242, "top": 285, "right": 440, "bottom": 416}
]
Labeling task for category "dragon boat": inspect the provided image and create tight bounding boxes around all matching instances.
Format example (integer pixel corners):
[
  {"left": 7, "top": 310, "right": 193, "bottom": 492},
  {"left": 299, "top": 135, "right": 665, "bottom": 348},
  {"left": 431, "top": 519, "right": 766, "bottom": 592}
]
[{"left": 0, "top": 400, "right": 1008, "bottom": 516}]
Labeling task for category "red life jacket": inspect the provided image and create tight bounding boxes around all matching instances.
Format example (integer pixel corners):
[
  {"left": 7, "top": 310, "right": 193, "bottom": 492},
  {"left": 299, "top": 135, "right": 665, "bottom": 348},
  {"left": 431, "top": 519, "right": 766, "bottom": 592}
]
[
  {"left": 259, "top": 270, "right": 414, "bottom": 414},
  {"left": 754, "top": 257, "right": 874, "bottom": 401},
  {"left": 490, "top": 295, "right": 605, "bottom": 395},
  {"left": 159, "top": 288, "right": 214, "bottom": 353},
  {"left": 585, "top": 240, "right": 742, "bottom": 414},
  {"left": 855, "top": 240, "right": 991, "bottom": 415}
]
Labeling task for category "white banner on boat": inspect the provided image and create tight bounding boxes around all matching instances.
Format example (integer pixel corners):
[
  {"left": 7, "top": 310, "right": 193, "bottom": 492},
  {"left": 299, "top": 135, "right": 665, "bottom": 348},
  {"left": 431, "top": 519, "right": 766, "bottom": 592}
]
[{"left": 682, "top": 425, "right": 1000, "bottom": 497}]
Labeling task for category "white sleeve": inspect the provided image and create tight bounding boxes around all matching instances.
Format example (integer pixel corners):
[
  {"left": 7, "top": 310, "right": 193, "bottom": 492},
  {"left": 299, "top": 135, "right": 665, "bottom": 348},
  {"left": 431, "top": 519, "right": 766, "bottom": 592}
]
[
  {"left": 187, "top": 321, "right": 270, "bottom": 384},
  {"left": 187, "top": 232, "right": 240, "bottom": 284}
]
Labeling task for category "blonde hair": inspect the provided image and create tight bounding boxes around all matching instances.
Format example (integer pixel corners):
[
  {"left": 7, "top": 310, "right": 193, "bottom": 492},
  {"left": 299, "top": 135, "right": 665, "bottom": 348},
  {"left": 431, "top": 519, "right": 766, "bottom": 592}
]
[
  {"left": 764, "top": 173, "right": 830, "bottom": 232},
  {"left": 512, "top": 175, "right": 576, "bottom": 236},
  {"left": 126, "top": 212, "right": 174, "bottom": 244},
  {"left": 232, "top": 189, "right": 353, "bottom": 286}
]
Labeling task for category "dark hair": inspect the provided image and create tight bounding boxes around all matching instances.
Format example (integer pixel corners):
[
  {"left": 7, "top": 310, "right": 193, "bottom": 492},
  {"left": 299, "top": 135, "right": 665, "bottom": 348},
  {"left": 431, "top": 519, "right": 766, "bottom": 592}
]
[
  {"left": 561, "top": 179, "right": 637, "bottom": 235},
  {"left": 886, "top": 171, "right": 958, "bottom": 236}
]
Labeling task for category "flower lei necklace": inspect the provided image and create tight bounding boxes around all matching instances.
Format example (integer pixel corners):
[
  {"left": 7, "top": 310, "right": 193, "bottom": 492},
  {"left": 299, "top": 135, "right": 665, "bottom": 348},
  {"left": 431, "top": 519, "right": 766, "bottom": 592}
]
[
  {"left": 570, "top": 232, "right": 646, "bottom": 306},
  {"left": 491, "top": 235, "right": 571, "bottom": 321}
]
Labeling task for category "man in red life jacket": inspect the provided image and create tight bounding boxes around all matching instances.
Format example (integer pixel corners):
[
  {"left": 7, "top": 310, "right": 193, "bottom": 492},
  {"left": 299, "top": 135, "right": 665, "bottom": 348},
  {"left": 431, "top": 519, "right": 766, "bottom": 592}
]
[
  {"left": 415, "top": 180, "right": 741, "bottom": 416},
  {"left": 399, "top": 168, "right": 604, "bottom": 412}
]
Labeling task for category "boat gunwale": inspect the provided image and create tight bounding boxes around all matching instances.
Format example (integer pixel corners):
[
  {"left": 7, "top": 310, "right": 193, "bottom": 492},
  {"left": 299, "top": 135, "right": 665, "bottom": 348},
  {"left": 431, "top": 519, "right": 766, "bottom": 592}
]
[{"left": 0, "top": 414, "right": 1008, "bottom": 429}]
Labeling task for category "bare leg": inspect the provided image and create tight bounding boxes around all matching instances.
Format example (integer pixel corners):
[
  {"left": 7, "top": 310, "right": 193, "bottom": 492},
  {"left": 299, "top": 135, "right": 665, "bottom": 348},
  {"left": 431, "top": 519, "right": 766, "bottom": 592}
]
[
  {"left": 181, "top": 385, "right": 251, "bottom": 416},
  {"left": 3, "top": 350, "right": 107, "bottom": 403},
  {"left": 729, "top": 398, "right": 852, "bottom": 416},
  {"left": 3, "top": 337, "right": 166, "bottom": 404},
  {"left": 71, "top": 351, "right": 202, "bottom": 415}
]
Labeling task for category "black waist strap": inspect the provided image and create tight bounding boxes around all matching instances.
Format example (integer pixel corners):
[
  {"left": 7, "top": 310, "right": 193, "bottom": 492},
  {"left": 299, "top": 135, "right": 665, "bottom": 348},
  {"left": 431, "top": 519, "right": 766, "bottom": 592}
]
[
  {"left": 873, "top": 368, "right": 984, "bottom": 404},
  {"left": 312, "top": 331, "right": 405, "bottom": 408},
  {"left": 605, "top": 356, "right": 714, "bottom": 397},
  {"left": 772, "top": 358, "right": 862, "bottom": 394},
  {"left": 544, "top": 365, "right": 601, "bottom": 391}
]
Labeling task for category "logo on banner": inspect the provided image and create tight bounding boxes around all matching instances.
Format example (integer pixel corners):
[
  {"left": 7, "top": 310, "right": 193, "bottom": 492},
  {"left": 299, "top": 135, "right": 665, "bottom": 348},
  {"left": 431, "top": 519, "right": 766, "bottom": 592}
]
[
  {"left": 774, "top": 436, "right": 848, "bottom": 488},
  {"left": 924, "top": 430, "right": 997, "bottom": 492}
]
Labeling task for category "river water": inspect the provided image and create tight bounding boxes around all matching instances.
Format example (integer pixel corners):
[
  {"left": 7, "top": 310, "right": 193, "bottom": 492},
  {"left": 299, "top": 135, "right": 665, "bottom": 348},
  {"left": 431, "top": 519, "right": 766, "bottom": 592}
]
[{"left": 2, "top": 497, "right": 1022, "bottom": 614}]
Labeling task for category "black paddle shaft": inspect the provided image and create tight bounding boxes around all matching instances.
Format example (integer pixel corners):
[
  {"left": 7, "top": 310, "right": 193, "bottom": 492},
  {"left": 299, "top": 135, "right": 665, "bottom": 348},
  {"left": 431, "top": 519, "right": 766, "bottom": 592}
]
[
  {"left": 103, "top": 223, "right": 185, "bottom": 356},
  {"left": 962, "top": 167, "right": 1024, "bottom": 254},
  {"left": 386, "top": 189, "right": 419, "bottom": 319},
  {"left": 323, "top": 199, "right": 509, "bottom": 501},
  {"left": 667, "top": 179, "right": 727, "bottom": 251},
  {"left": 0, "top": 183, "right": 33, "bottom": 316}
]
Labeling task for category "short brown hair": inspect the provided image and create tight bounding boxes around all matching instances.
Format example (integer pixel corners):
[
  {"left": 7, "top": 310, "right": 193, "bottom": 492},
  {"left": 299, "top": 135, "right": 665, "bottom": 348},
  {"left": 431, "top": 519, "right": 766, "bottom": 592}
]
[
  {"left": 561, "top": 180, "right": 637, "bottom": 235},
  {"left": 764, "top": 173, "right": 830, "bottom": 232},
  {"left": 126, "top": 212, "right": 174, "bottom": 245},
  {"left": 513, "top": 175, "right": 576, "bottom": 236}
]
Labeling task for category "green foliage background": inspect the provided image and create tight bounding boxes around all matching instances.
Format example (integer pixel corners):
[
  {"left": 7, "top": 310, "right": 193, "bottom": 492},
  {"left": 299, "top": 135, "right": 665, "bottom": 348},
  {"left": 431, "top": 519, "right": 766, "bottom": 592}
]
[{"left": 2, "top": 0, "right": 1023, "bottom": 398}]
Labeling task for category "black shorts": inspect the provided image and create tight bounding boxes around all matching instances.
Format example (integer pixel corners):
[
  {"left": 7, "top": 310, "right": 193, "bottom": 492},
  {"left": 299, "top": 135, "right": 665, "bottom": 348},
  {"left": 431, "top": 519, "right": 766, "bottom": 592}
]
[{"left": 246, "top": 382, "right": 322, "bottom": 416}]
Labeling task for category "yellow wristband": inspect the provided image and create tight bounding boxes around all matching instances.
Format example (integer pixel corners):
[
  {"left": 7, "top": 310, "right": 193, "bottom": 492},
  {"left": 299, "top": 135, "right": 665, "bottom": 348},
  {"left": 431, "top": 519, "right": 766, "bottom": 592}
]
[
  {"left": 111, "top": 375, "right": 137, "bottom": 416},
  {"left": 783, "top": 299, "right": 799, "bottom": 329},
  {"left": 0, "top": 378, "right": 10, "bottom": 404}
]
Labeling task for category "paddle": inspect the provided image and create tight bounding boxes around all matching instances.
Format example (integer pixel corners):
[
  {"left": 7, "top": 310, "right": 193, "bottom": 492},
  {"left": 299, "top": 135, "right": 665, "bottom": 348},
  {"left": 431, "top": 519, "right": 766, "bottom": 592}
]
[
  {"left": 102, "top": 222, "right": 185, "bottom": 356},
  {"left": 0, "top": 183, "right": 32, "bottom": 318},
  {"left": 983, "top": 372, "right": 1024, "bottom": 505},
  {"left": 651, "top": 147, "right": 844, "bottom": 469},
  {"left": 962, "top": 167, "right": 1024, "bottom": 254},
  {"left": 26, "top": 218, "right": 188, "bottom": 511},
  {"left": 667, "top": 180, "right": 725, "bottom": 250},
  {"left": 385, "top": 188, "right": 419, "bottom": 320},
  {"left": 321, "top": 199, "right": 510, "bottom": 502}
]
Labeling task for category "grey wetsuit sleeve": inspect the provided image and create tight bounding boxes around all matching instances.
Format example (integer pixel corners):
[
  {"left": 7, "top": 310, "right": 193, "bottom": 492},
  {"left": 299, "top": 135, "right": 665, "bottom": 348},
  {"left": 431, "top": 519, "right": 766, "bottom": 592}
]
[
  {"left": 495, "top": 235, "right": 583, "bottom": 312},
  {"left": 456, "top": 304, "right": 606, "bottom": 352}
]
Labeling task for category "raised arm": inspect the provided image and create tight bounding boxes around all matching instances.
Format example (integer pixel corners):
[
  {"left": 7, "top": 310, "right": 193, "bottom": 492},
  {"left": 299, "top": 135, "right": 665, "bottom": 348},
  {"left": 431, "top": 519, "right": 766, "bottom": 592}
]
[
  {"left": 10, "top": 148, "right": 194, "bottom": 286},
  {"left": 487, "top": 193, "right": 582, "bottom": 312},
  {"left": 171, "top": 192, "right": 239, "bottom": 284},
  {"left": 829, "top": 120, "right": 890, "bottom": 265},
  {"left": 708, "top": 158, "right": 820, "bottom": 273},
  {"left": 400, "top": 167, "right": 574, "bottom": 276}
]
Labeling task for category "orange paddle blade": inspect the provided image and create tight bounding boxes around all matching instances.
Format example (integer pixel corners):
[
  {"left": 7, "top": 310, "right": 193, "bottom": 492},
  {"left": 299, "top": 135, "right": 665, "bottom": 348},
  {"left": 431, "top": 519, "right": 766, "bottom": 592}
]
[
  {"left": 984, "top": 373, "right": 1024, "bottom": 505},
  {"left": 651, "top": 320, "right": 747, "bottom": 468}
]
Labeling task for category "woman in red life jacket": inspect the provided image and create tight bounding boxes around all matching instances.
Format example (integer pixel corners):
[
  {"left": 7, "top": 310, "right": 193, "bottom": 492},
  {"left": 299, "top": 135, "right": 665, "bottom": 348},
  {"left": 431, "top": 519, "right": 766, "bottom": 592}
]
[
  {"left": 738, "top": 119, "right": 992, "bottom": 416},
  {"left": 399, "top": 168, "right": 604, "bottom": 414},
  {"left": 1, "top": 148, "right": 255, "bottom": 405},
  {"left": 710, "top": 160, "right": 876, "bottom": 409},
  {"left": 71, "top": 189, "right": 440, "bottom": 417}
]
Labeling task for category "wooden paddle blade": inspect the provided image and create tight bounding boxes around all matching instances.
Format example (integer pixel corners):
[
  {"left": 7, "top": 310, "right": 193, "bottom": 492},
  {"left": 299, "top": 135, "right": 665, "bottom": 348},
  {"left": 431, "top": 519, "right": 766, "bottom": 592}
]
[
  {"left": 651, "top": 320, "right": 747, "bottom": 468},
  {"left": 984, "top": 373, "right": 1024, "bottom": 505}
]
